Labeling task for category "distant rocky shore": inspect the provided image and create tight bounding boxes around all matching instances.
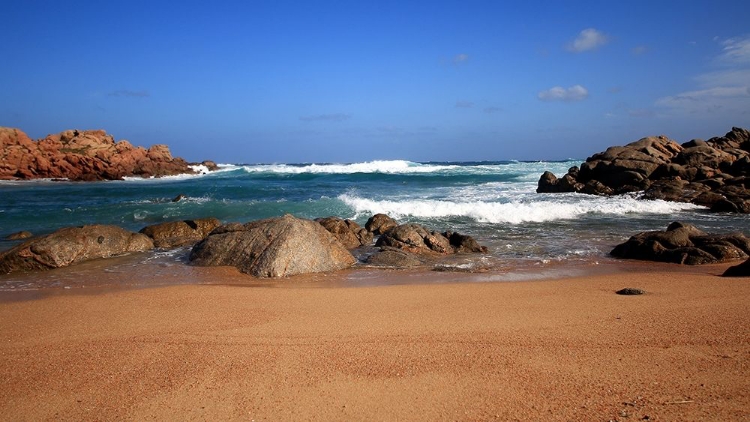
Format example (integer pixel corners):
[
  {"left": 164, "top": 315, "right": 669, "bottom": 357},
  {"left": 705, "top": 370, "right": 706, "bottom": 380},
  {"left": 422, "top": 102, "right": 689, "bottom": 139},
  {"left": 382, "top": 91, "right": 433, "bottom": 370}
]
[
  {"left": 0, "top": 127, "right": 217, "bottom": 181},
  {"left": 537, "top": 127, "right": 750, "bottom": 213}
]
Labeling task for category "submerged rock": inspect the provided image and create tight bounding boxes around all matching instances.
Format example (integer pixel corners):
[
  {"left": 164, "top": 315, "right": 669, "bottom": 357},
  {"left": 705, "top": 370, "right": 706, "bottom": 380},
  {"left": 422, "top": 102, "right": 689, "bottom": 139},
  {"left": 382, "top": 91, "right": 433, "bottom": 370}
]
[
  {"left": 610, "top": 222, "right": 750, "bottom": 265},
  {"left": 6, "top": 231, "right": 33, "bottom": 240},
  {"left": 189, "top": 214, "right": 356, "bottom": 278},
  {"left": 364, "top": 247, "right": 424, "bottom": 268},
  {"left": 139, "top": 218, "right": 221, "bottom": 248},
  {"left": 0, "top": 225, "right": 154, "bottom": 273}
]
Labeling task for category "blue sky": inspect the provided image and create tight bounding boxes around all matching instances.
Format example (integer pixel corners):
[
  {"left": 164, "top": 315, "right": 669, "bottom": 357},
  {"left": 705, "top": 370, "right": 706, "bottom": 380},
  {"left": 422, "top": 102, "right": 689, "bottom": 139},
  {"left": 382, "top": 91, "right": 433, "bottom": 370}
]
[{"left": 2, "top": 1, "right": 749, "bottom": 163}]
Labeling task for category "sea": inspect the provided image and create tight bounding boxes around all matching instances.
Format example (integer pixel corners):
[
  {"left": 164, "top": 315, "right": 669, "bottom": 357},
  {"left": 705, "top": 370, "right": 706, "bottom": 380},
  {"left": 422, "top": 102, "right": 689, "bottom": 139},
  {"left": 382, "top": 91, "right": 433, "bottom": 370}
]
[{"left": 1, "top": 160, "right": 748, "bottom": 291}]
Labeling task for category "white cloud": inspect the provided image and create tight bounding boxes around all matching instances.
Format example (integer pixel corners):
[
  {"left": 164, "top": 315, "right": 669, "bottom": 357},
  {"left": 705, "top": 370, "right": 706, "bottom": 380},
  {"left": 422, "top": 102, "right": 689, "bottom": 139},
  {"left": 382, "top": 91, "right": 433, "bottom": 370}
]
[
  {"left": 108, "top": 89, "right": 150, "bottom": 98},
  {"left": 452, "top": 53, "right": 469, "bottom": 64},
  {"left": 656, "top": 35, "right": 750, "bottom": 116},
  {"left": 299, "top": 113, "right": 351, "bottom": 122},
  {"left": 631, "top": 45, "right": 648, "bottom": 55},
  {"left": 538, "top": 85, "right": 589, "bottom": 101},
  {"left": 719, "top": 35, "right": 750, "bottom": 63},
  {"left": 567, "top": 28, "right": 609, "bottom": 53},
  {"left": 695, "top": 68, "right": 750, "bottom": 86},
  {"left": 455, "top": 100, "right": 474, "bottom": 108},
  {"left": 656, "top": 86, "right": 749, "bottom": 106}
]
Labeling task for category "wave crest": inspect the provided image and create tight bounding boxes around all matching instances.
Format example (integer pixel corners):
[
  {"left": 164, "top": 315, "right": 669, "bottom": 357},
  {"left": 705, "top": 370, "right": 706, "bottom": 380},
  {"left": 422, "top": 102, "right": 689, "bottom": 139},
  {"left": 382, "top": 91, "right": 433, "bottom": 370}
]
[{"left": 338, "top": 193, "right": 702, "bottom": 224}]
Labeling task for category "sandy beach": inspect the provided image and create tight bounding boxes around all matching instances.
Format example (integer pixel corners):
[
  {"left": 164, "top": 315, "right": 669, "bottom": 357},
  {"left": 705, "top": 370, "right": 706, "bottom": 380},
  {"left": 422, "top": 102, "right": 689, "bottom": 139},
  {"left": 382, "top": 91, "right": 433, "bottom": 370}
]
[{"left": 1, "top": 264, "right": 748, "bottom": 421}]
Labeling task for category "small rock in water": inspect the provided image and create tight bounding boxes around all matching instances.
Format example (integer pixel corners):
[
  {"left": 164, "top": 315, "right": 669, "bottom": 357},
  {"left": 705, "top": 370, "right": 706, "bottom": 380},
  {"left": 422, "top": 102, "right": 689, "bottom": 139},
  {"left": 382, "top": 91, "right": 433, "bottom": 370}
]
[
  {"left": 172, "top": 194, "right": 187, "bottom": 202},
  {"left": 616, "top": 287, "right": 645, "bottom": 295},
  {"left": 6, "top": 231, "right": 33, "bottom": 240}
]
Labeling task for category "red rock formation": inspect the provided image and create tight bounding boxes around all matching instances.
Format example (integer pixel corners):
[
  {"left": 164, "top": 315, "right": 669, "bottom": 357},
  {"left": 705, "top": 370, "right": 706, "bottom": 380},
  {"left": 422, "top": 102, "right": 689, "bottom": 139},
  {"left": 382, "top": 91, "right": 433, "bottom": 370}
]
[{"left": 0, "top": 127, "right": 196, "bottom": 181}]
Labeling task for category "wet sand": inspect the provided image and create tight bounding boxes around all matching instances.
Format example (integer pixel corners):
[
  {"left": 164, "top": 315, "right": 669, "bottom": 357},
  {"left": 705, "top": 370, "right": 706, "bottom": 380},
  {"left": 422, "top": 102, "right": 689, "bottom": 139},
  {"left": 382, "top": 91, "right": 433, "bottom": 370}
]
[{"left": 1, "top": 264, "right": 749, "bottom": 421}]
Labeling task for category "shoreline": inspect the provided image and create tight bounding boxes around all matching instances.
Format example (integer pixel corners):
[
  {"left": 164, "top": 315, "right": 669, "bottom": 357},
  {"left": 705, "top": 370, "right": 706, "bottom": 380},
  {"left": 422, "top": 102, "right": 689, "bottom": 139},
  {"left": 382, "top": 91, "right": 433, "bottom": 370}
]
[
  {"left": 0, "top": 245, "right": 733, "bottom": 299},
  {"left": 1, "top": 264, "right": 748, "bottom": 420}
]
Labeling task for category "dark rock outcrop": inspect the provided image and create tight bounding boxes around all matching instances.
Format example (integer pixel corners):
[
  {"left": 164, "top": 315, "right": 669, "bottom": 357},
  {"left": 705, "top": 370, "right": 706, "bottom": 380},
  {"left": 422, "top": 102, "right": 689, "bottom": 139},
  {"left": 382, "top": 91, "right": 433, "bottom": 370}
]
[
  {"left": 375, "top": 223, "right": 488, "bottom": 255},
  {"left": 365, "top": 213, "right": 398, "bottom": 235},
  {"left": 538, "top": 127, "right": 750, "bottom": 213},
  {"left": 139, "top": 218, "right": 221, "bottom": 248},
  {"left": 0, "top": 127, "right": 206, "bottom": 181},
  {"left": 0, "top": 225, "right": 154, "bottom": 273},
  {"left": 315, "top": 217, "right": 373, "bottom": 249},
  {"left": 610, "top": 222, "right": 750, "bottom": 265},
  {"left": 723, "top": 258, "right": 750, "bottom": 277},
  {"left": 189, "top": 214, "right": 356, "bottom": 278}
]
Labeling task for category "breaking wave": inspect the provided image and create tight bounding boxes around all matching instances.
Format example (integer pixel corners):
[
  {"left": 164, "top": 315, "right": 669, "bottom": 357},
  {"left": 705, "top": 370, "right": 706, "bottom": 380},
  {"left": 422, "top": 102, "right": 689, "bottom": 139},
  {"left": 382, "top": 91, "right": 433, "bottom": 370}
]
[{"left": 338, "top": 193, "right": 703, "bottom": 224}]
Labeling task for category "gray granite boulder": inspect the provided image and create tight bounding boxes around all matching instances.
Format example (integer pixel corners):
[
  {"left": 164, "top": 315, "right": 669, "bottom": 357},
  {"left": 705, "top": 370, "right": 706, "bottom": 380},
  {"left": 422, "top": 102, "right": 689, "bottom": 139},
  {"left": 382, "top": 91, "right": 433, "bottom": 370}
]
[
  {"left": 189, "top": 214, "right": 356, "bottom": 278},
  {"left": 0, "top": 225, "right": 154, "bottom": 273}
]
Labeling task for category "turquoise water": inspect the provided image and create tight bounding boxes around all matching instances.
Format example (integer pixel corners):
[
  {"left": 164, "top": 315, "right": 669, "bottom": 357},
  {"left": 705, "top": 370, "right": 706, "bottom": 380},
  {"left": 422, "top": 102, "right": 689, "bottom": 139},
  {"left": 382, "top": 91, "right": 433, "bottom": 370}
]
[{"left": 1, "top": 160, "right": 748, "bottom": 289}]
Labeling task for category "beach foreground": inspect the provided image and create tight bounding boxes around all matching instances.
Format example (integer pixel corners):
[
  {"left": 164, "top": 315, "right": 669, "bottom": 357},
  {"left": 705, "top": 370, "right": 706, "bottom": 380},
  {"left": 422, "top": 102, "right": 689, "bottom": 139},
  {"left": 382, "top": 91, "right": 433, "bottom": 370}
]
[{"left": 1, "top": 268, "right": 748, "bottom": 421}]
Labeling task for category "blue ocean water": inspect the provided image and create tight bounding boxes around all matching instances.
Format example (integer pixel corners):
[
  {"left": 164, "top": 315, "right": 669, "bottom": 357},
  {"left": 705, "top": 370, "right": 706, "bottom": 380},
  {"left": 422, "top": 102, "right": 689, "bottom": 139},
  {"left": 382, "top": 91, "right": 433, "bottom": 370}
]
[{"left": 1, "top": 160, "right": 748, "bottom": 289}]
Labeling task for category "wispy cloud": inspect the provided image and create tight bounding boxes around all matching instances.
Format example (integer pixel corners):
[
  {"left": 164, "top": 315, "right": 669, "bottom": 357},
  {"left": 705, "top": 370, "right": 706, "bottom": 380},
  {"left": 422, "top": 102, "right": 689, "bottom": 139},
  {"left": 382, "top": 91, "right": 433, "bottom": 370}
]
[
  {"left": 566, "top": 28, "right": 609, "bottom": 53},
  {"left": 656, "top": 35, "right": 750, "bottom": 115},
  {"left": 483, "top": 106, "right": 502, "bottom": 114},
  {"left": 107, "top": 89, "right": 150, "bottom": 98},
  {"left": 627, "top": 108, "right": 656, "bottom": 118},
  {"left": 455, "top": 100, "right": 474, "bottom": 108},
  {"left": 452, "top": 53, "right": 469, "bottom": 64},
  {"left": 631, "top": 45, "right": 648, "bottom": 55},
  {"left": 538, "top": 85, "right": 589, "bottom": 102},
  {"left": 299, "top": 113, "right": 351, "bottom": 122},
  {"left": 656, "top": 86, "right": 749, "bottom": 106},
  {"left": 718, "top": 36, "right": 750, "bottom": 63}
]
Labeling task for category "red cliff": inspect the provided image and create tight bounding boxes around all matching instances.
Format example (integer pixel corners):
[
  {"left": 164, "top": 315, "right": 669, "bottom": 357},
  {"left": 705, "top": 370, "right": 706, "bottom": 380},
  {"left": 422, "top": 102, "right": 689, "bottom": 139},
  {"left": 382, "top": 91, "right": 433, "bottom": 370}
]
[{"left": 0, "top": 127, "right": 197, "bottom": 181}]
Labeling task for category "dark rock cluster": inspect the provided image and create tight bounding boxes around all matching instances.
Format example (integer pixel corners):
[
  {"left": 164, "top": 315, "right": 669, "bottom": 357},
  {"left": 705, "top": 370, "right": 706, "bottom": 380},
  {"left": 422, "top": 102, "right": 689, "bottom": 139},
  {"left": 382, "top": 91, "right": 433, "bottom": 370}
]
[
  {"left": 538, "top": 127, "right": 750, "bottom": 213},
  {"left": 610, "top": 222, "right": 750, "bottom": 265}
]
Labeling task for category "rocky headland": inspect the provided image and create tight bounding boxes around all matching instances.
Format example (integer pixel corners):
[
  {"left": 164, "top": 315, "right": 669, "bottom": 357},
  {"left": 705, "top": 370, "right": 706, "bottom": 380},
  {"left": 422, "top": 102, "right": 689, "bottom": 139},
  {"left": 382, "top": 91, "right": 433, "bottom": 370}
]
[
  {"left": 537, "top": 127, "right": 750, "bottom": 213},
  {"left": 0, "top": 127, "right": 217, "bottom": 181}
]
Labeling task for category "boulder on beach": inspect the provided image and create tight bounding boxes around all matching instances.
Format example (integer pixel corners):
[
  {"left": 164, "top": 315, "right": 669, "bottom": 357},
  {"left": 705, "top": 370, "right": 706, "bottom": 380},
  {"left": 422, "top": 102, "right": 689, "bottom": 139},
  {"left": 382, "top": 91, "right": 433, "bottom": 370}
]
[
  {"left": 315, "top": 216, "right": 373, "bottom": 249},
  {"left": 365, "top": 213, "right": 398, "bottom": 235},
  {"left": 189, "top": 214, "right": 356, "bottom": 278},
  {"left": 610, "top": 222, "right": 750, "bottom": 265},
  {"left": 375, "top": 223, "right": 488, "bottom": 255},
  {"left": 139, "top": 218, "right": 221, "bottom": 248},
  {"left": 537, "top": 127, "right": 750, "bottom": 213},
  {"left": 722, "top": 258, "right": 750, "bottom": 277},
  {"left": 0, "top": 225, "right": 154, "bottom": 274},
  {"left": 0, "top": 127, "right": 206, "bottom": 181}
]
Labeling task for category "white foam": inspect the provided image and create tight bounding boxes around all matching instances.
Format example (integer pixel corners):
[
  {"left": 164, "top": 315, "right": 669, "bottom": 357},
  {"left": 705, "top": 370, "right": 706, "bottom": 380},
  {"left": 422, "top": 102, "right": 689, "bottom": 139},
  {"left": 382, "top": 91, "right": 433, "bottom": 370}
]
[
  {"left": 338, "top": 193, "right": 703, "bottom": 224},
  {"left": 240, "top": 160, "right": 461, "bottom": 174},
  {"left": 188, "top": 164, "right": 211, "bottom": 175}
]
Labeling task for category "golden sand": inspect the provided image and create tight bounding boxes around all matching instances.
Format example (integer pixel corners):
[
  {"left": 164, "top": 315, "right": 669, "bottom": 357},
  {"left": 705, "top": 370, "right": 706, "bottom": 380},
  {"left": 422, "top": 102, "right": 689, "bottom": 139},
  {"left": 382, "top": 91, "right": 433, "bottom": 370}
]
[{"left": 1, "top": 265, "right": 748, "bottom": 421}]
